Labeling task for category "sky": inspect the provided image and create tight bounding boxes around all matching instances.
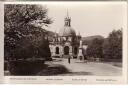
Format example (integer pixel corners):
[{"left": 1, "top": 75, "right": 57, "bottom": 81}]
[{"left": 43, "top": 2, "right": 127, "bottom": 38}]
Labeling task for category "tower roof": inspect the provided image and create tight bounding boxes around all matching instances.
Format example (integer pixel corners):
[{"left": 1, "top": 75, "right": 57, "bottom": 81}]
[
  {"left": 59, "top": 11, "right": 76, "bottom": 37},
  {"left": 64, "top": 10, "right": 71, "bottom": 27},
  {"left": 59, "top": 26, "right": 76, "bottom": 37}
]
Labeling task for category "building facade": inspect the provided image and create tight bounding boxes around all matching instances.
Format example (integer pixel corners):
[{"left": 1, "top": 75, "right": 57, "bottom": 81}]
[{"left": 49, "top": 13, "right": 84, "bottom": 59}]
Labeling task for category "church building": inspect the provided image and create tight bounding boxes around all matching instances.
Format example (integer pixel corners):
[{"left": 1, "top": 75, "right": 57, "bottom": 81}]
[{"left": 49, "top": 12, "right": 84, "bottom": 59}]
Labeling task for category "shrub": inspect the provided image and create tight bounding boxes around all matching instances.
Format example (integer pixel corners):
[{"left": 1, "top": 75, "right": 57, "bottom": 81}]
[{"left": 9, "top": 59, "right": 45, "bottom": 75}]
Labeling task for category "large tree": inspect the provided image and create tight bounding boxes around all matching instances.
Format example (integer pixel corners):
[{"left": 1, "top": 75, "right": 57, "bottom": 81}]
[
  {"left": 4, "top": 4, "right": 52, "bottom": 60},
  {"left": 103, "top": 29, "right": 122, "bottom": 59}
]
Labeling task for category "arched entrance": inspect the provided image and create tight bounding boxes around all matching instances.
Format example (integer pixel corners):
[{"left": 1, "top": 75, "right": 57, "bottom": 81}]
[
  {"left": 74, "top": 47, "right": 78, "bottom": 55},
  {"left": 55, "top": 47, "right": 59, "bottom": 54},
  {"left": 64, "top": 46, "right": 69, "bottom": 55}
]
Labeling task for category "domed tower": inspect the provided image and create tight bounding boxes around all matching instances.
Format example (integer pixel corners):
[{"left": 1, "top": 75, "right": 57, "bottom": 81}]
[
  {"left": 58, "top": 11, "right": 77, "bottom": 58},
  {"left": 59, "top": 12, "right": 76, "bottom": 37}
]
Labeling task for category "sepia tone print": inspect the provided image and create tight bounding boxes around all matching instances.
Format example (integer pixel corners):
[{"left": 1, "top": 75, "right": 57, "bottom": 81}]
[{"left": 4, "top": 3, "right": 123, "bottom": 76}]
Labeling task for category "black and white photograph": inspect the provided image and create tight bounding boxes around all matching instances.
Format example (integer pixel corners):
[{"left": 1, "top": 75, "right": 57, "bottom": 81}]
[{"left": 4, "top": 2, "right": 126, "bottom": 77}]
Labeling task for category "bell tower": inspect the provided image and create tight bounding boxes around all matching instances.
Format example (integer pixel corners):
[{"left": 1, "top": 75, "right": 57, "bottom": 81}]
[{"left": 64, "top": 11, "right": 71, "bottom": 27}]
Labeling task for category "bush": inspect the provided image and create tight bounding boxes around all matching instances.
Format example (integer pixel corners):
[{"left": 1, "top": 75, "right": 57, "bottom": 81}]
[
  {"left": 38, "top": 39, "right": 51, "bottom": 60},
  {"left": 9, "top": 59, "right": 45, "bottom": 75}
]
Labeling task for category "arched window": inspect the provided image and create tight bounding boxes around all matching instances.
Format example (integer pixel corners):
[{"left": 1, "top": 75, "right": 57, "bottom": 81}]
[
  {"left": 56, "top": 47, "right": 59, "bottom": 54},
  {"left": 64, "top": 46, "right": 69, "bottom": 55}
]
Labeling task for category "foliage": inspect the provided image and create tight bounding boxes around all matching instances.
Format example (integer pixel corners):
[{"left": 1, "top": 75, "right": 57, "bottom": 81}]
[
  {"left": 86, "top": 38, "right": 104, "bottom": 58},
  {"left": 8, "top": 60, "right": 45, "bottom": 75},
  {"left": 4, "top": 4, "right": 52, "bottom": 60},
  {"left": 86, "top": 29, "right": 122, "bottom": 60},
  {"left": 103, "top": 29, "right": 122, "bottom": 59}
]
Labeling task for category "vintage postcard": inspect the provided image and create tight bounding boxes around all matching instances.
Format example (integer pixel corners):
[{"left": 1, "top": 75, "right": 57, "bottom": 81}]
[{"left": 0, "top": 1, "right": 127, "bottom": 84}]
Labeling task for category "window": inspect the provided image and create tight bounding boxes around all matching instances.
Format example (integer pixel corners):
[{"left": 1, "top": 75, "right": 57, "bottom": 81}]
[{"left": 56, "top": 47, "right": 59, "bottom": 54}]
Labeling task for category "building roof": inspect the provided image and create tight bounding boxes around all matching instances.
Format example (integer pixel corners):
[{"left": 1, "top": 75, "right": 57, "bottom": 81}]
[
  {"left": 58, "top": 11, "right": 76, "bottom": 37},
  {"left": 59, "top": 26, "right": 76, "bottom": 37}
]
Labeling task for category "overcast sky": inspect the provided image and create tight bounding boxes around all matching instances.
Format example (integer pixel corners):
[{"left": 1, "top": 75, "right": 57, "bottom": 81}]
[{"left": 43, "top": 2, "right": 127, "bottom": 38}]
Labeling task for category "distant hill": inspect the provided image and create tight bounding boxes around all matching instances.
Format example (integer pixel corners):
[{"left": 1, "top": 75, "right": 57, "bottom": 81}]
[{"left": 82, "top": 35, "right": 104, "bottom": 45}]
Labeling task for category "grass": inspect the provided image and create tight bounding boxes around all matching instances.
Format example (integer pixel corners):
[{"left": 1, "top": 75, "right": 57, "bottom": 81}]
[
  {"left": 105, "top": 62, "right": 122, "bottom": 68},
  {"left": 5, "top": 59, "right": 45, "bottom": 76},
  {"left": 112, "top": 62, "right": 122, "bottom": 67},
  {"left": 37, "top": 64, "right": 69, "bottom": 76}
]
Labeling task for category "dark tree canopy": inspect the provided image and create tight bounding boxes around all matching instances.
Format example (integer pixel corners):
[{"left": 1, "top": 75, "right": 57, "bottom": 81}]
[
  {"left": 4, "top": 4, "right": 52, "bottom": 60},
  {"left": 103, "top": 29, "right": 122, "bottom": 59},
  {"left": 86, "top": 29, "right": 122, "bottom": 61},
  {"left": 86, "top": 38, "right": 104, "bottom": 58}
]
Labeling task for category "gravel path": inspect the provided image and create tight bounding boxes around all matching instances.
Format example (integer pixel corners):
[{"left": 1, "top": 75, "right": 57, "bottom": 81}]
[{"left": 48, "top": 58, "right": 122, "bottom": 76}]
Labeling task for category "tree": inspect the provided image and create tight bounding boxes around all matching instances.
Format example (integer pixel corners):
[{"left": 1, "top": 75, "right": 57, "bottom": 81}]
[
  {"left": 103, "top": 29, "right": 122, "bottom": 59},
  {"left": 4, "top": 4, "right": 52, "bottom": 60},
  {"left": 86, "top": 38, "right": 104, "bottom": 58}
]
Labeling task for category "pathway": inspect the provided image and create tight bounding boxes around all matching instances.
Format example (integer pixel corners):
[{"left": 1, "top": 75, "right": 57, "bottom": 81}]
[{"left": 43, "top": 58, "right": 122, "bottom": 76}]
